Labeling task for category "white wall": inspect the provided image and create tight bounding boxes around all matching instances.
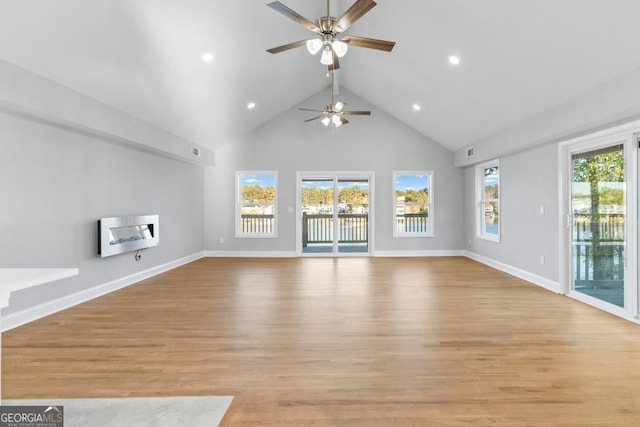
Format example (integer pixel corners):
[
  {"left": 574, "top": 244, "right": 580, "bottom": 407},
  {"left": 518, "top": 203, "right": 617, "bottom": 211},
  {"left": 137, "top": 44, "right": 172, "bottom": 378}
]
[
  {"left": 205, "top": 88, "right": 464, "bottom": 254},
  {"left": 0, "top": 66, "right": 205, "bottom": 320},
  {"left": 456, "top": 65, "right": 640, "bottom": 292},
  {"left": 1, "top": 112, "right": 205, "bottom": 316},
  {"left": 464, "top": 143, "right": 559, "bottom": 288},
  {"left": 454, "top": 65, "right": 640, "bottom": 167},
  {"left": 0, "top": 60, "right": 215, "bottom": 166}
]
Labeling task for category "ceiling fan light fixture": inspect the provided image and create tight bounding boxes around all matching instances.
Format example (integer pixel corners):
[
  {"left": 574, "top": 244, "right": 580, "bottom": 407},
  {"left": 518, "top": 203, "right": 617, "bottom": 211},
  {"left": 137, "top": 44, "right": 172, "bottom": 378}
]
[
  {"left": 321, "top": 116, "right": 331, "bottom": 126},
  {"left": 201, "top": 52, "right": 214, "bottom": 63},
  {"left": 306, "top": 38, "right": 323, "bottom": 55},
  {"left": 320, "top": 47, "right": 334, "bottom": 65},
  {"left": 332, "top": 114, "right": 342, "bottom": 127},
  {"left": 331, "top": 40, "right": 348, "bottom": 58},
  {"left": 334, "top": 101, "right": 344, "bottom": 112}
]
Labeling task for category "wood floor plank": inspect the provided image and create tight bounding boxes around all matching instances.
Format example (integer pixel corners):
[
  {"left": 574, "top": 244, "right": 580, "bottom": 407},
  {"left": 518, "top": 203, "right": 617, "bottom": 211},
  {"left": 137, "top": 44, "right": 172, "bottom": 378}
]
[{"left": 4, "top": 257, "right": 640, "bottom": 425}]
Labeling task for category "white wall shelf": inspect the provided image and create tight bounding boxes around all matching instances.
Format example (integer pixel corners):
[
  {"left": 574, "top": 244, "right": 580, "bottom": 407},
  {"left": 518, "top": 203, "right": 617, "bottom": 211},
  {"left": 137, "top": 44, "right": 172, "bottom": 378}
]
[{"left": 0, "top": 267, "right": 78, "bottom": 399}]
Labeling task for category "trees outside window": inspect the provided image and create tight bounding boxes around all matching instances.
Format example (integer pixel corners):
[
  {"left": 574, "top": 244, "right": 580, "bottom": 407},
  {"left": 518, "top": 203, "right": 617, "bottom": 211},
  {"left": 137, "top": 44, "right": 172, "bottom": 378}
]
[
  {"left": 572, "top": 145, "right": 624, "bottom": 286},
  {"left": 236, "top": 172, "right": 277, "bottom": 237}
]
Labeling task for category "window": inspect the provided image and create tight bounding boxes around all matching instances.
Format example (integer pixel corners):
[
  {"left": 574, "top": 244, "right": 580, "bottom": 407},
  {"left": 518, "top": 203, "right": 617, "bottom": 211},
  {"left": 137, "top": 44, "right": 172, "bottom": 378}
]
[
  {"left": 236, "top": 172, "right": 277, "bottom": 238},
  {"left": 393, "top": 171, "right": 434, "bottom": 237},
  {"left": 476, "top": 160, "right": 500, "bottom": 242}
]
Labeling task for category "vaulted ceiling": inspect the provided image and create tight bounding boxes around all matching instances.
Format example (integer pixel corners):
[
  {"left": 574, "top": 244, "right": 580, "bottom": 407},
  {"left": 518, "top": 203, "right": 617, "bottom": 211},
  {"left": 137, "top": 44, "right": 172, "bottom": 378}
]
[{"left": 2, "top": 0, "right": 640, "bottom": 152}]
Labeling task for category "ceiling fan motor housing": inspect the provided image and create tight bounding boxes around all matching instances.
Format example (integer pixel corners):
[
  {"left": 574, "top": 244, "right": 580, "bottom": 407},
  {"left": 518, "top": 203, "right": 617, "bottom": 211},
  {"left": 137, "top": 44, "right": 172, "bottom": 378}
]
[{"left": 317, "top": 16, "right": 341, "bottom": 34}]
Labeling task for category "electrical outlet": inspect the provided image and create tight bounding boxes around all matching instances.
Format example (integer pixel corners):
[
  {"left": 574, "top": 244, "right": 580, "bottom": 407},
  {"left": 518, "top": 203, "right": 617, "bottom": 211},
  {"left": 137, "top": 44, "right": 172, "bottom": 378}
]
[
  {"left": 539, "top": 255, "right": 546, "bottom": 265},
  {"left": 219, "top": 237, "right": 225, "bottom": 244}
]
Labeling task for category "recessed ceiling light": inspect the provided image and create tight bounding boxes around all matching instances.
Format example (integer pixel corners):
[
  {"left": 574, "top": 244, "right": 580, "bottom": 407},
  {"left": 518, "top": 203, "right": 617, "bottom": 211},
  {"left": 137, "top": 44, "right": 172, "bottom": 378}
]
[
  {"left": 247, "top": 102, "right": 256, "bottom": 110},
  {"left": 449, "top": 55, "right": 460, "bottom": 65},
  {"left": 202, "top": 52, "right": 214, "bottom": 63},
  {"left": 412, "top": 104, "right": 422, "bottom": 111}
]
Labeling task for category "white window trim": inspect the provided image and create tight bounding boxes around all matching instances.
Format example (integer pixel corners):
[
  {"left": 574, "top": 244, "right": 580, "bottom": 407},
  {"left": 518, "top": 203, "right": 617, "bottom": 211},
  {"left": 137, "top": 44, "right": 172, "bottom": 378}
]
[
  {"left": 475, "top": 160, "right": 500, "bottom": 242},
  {"left": 235, "top": 171, "right": 278, "bottom": 238},
  {"left": 393, "top": 171, "right": 434, "bottom": 238}
]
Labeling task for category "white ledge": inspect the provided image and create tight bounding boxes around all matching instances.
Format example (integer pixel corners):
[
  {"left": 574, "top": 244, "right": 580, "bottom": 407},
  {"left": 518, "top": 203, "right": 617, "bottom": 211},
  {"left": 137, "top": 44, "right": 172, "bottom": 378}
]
[{"left": 0, "top": 268, "right": 79, "bottom": 308}]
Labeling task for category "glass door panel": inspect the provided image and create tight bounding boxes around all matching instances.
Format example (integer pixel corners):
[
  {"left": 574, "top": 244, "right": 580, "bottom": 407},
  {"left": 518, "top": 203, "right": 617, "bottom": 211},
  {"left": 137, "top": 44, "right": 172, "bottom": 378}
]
[
  {"left": 301, "top": 179, "right": 334, "bottom": 254},
  {"left": 300, "top": 176, "right": 371, "bottom": 255},
  {"left": 571, "top": 144, "right": 625, "bottom": 307},
  {"left": 337, "top": 179, "right": 369, "bottom": 253}
]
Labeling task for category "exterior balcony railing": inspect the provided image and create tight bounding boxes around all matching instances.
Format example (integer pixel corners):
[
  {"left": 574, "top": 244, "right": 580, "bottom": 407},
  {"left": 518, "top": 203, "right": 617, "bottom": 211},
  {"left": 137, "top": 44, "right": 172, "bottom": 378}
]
[
  {"left": 301, "top": 213, "right": 369, "bottom": 247},
  {"left": 572, "top": 213, "right": 624, "bottom": 288},
  {"left": 242, "top": 213, "right": 433, "bottom": 246},
  {"left": 241, "top": 214, "right": 275, "bottom": 234},
  {"left": 395, "top": 213, "right": 430, "bottom": 233}
]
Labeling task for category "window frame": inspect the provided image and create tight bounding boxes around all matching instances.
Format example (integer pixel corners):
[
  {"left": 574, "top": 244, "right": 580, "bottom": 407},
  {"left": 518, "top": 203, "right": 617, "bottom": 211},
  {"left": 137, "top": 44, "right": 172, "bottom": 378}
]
[
  {"left": 475, "top": 160, "right": 500, "bottom": 242},
  {"left": 235, "top": 171, "right": 278, "bottom": 238},
  {"left": 392, "top": 171, "right": 435, "bottom": 238}
]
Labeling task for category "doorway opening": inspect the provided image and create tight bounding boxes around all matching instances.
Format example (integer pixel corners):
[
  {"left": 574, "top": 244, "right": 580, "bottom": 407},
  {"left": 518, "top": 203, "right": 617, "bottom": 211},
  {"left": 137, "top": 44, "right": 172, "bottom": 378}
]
[{"left": 297, "top": 173, "right": 373, "bottom": 255}]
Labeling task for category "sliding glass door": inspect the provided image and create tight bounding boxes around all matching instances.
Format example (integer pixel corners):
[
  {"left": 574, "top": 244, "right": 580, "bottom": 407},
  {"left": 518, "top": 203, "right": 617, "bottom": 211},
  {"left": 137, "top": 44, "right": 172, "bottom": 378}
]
[
  {"left": 298, "top": 173, "right": 372, "bottom": 255},
  {"left": 559, "top": 122, "right": 640, "bottom": 322},
  {"left": 570, "top": 144, "right": 626, "bottom": 307},
  {"left": 337, "top": 179, "right": 369, "bottom": 253},
  {"left": 300, "top": 178, "right": 335, "bottom": 254}
]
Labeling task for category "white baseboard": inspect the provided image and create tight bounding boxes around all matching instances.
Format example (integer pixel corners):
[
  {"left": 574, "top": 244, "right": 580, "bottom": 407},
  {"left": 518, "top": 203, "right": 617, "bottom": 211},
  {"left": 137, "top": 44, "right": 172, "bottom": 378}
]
[
  {"left": 2, "top": 252, "right": 204, "bottom": 332},
  {"left": 372, "top": 250, "right": 465, "bottom": 257},
  {"left": 203, "top": 251, "right": 298, "bottom": 258},
  {"left": 464, "top": 251, "right": 561, "bottom": 293},
  {"left": 204, "top": 250, "right": 465, "bottom": 258}
]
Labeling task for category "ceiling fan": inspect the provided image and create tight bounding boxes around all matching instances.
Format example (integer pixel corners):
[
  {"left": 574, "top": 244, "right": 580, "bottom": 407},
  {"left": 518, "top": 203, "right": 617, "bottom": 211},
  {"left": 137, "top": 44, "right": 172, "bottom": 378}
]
[
  {"left": 300, "top": 71, "right": 371, "bottom": 128},
  {"left": 266, "top": 0, "right": 395, "bottom": 70}
]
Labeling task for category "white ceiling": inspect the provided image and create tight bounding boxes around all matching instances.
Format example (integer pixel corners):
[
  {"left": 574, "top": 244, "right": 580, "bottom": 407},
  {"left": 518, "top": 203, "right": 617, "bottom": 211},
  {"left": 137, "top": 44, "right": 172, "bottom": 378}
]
[{"left": 2, "top": 0, "right": 640, "bottom": 152}]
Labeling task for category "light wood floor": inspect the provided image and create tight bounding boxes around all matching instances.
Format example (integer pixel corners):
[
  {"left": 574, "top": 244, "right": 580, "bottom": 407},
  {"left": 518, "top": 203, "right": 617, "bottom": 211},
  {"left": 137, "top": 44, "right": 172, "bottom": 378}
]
[{"left": 4, "top": 257, "right": 640, "bottom": 426}]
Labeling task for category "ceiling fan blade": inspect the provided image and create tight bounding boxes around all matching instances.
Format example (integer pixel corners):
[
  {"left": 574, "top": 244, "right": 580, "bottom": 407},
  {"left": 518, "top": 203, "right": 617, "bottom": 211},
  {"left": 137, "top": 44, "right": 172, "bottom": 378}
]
[
  {"left": 335, "top": 0, "right": 377, "bottom": 32},
  {"left": 344, "top": 35, "right": 395, "bottom": 52},
  {"left": 267, "top": 2, "right": 320, "bottom": 32},
  {"left": 343, "top": 110, "right": 371, "bottom": 116},
  {"left": 304, "top": 115, "right": 324, "bottom": 122},
  {"left": 299, "top": 108, "right": 325, "bottom": 113},
  {"left": 267, "top": 39, "right": 309, "bottom": 54}
]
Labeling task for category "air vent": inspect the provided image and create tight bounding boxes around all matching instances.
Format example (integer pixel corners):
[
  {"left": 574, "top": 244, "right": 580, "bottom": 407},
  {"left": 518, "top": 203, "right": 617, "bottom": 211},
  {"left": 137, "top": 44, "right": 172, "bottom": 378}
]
[
  {"left": 466, "top": 147, "right": 475, "bottom": 158},
  {"left": 191, "top": 146, "right": 201, "bottom": 157}
]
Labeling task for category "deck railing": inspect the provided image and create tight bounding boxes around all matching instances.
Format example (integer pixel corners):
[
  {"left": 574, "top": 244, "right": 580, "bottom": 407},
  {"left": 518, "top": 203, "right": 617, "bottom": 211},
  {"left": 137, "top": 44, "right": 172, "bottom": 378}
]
[
  {"left": 395, "top": 213, "right": 430, "bottom": 233},
  {"left": 302, "top": 213, "right": 368, "bottom": 247},
  {"left": 243, "top": 213, "right": 430, "bottom": 246},
  {"left": 241, "top": 214, "right": 275, "bottom": 234},
  {"left": 573, "top": 213, "right": 624, "bottom": 286}
]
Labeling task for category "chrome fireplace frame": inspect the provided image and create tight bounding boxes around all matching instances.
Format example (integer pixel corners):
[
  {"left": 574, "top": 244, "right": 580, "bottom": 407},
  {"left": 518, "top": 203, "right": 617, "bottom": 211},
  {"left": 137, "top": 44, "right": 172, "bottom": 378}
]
[{"left": 98, "top": 214, "right": 159, "bottom": 258}]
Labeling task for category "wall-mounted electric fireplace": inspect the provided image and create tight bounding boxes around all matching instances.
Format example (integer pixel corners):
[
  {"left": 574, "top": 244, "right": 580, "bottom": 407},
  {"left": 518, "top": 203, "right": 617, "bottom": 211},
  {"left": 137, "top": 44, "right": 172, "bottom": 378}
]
[{"left": 98, "top": 215, "right": 159, "bottom": 257}]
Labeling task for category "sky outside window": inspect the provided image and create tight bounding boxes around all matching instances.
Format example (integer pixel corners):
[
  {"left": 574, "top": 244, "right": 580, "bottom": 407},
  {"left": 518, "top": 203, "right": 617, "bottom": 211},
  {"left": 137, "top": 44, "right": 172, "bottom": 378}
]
[
  {"left": 395, "top": 174, "right": 428, "bottom": 191},
  {"left": 241, "top": 174, "right": 275, "bottom": 187}
]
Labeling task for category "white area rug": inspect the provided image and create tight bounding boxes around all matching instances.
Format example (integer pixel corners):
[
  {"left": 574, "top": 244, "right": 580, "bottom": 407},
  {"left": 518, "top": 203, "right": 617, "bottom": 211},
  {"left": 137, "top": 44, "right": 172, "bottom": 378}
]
[{"left": 2, "top": 396, "right": 233, "bottom": 427}]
